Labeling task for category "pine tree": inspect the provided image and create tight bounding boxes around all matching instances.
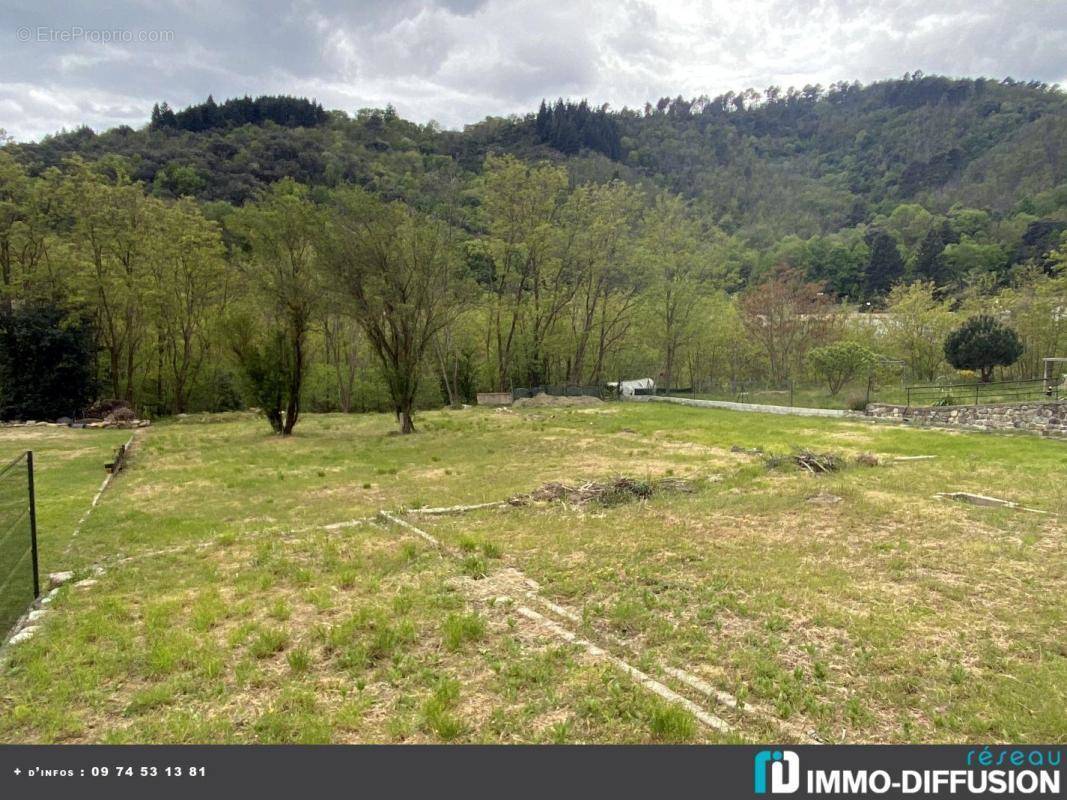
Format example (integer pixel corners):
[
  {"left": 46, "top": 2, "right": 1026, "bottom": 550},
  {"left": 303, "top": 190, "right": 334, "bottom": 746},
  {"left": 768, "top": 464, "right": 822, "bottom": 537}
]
[{"left": 863, "top": 230, "right": 905, "bottom": 299}]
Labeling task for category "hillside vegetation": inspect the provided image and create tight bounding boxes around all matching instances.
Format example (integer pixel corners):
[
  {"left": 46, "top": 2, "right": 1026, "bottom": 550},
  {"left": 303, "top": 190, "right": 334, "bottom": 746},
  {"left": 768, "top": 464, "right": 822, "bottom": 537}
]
[{"left": 0, "top": 74, "right": 1065, "bottom": 423}]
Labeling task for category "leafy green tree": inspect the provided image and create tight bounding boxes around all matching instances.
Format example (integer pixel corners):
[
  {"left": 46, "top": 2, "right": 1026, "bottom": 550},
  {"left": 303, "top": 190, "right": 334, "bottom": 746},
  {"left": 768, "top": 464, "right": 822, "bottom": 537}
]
[
  {"left": 942, "top": 238, "right": 1007, "bottom": 283},
  {"left": 225, "top": 313, "right": 290, "bottom": 433},
  {"left": 640, "top": 193, "right": 726, "bottom": 391},
  {"left": 863, "top": 229, "right": 905, "bottom": 299},
  {"left": 944, "top": 315, "right": 1023, "bottom": 382},
  {"left": 478, "top": 155, "right": 568, "bottom": 390},
  {"left": 883, "top": 282, "right": 956, "bottom": 382},
  {"left": 227, "top": 179, "right": 321, "bottom": 435},
  {"left": 62, "top": 160, "right": 155, "bottom": 405},
  {"left": 320, "top": 187, "right": 468, "bottom": 434},
  {"left": 148, "top": 198, "right": 227, "bottom": 413},
  {"left": 0, "top": 304, "right": 95, "bottom": 420},
  {"left": 808, "top": 341, "right": 878, "bottom": 396}
]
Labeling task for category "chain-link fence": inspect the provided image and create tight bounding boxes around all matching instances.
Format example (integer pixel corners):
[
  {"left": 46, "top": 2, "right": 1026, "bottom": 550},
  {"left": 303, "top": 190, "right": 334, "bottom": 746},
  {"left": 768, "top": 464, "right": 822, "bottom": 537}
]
[{"left": 0, "top": 451, "right": 39, "bottom": 638}]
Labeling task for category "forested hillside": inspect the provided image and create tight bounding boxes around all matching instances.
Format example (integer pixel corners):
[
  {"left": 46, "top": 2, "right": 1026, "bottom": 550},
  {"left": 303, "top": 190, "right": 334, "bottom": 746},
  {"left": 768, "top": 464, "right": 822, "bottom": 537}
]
[{"left": 1, "top": 74, "right": 1065, "bottom": 428}]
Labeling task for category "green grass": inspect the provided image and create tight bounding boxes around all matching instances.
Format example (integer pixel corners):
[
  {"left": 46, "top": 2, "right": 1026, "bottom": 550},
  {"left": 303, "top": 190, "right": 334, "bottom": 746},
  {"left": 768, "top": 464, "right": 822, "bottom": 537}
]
[
  {"left": 1, "top": 405, "right": 1064, "bottom": 743},
  {"left": 0, "top": 426, "right": 131, "bottom": 574}
]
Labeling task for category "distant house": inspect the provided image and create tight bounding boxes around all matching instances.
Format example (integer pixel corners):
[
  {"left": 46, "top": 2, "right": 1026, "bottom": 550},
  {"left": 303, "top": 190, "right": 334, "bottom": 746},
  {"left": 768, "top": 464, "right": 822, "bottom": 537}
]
[{"left": 607, "top": 378, "right": 655, "bottom": 396}]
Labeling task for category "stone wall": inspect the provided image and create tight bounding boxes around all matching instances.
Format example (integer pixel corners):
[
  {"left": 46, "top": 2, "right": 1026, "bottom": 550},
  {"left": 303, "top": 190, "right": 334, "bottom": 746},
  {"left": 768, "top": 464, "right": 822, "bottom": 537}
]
[{"left": 866, "top": 401, "right": 1067, "bottom": 436}]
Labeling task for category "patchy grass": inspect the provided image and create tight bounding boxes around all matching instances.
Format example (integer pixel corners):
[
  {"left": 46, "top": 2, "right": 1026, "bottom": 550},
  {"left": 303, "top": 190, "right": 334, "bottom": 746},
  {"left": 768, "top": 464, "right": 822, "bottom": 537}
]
[
  {"left": 0, "top": 426, "right": 131, "bottom": 574},
  {"left": 1, "top": 405, "right": 1064, "bottom": 743}
]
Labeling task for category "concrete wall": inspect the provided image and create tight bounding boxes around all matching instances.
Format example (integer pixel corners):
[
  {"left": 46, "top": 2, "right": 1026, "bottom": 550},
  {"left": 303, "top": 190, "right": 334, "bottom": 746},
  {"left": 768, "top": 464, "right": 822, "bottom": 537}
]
[
  {"left": 627, "top": 394, "right": 859, "bottom": 418},
  {"left": 476, "top": 392, "right": 512, "bottom": 406},
  {"left": 866, "top": 401, "right": 1067, "bottom": 436}
]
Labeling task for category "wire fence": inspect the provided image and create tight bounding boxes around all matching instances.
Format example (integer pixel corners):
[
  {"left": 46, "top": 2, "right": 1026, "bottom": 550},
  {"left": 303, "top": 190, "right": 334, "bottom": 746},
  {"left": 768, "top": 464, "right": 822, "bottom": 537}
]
[
  {"left": 904, "top": 378, "right": 1060, "bottom": 408},
  {"left": 0, "top": 451, "right": 38, "bottom": 639}
]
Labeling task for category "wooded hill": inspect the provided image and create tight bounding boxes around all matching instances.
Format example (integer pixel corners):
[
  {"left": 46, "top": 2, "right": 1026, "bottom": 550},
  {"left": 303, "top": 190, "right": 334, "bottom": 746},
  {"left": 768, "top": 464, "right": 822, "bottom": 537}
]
[
  {"left": 9, "top": 75, "right": 1067, "bottom": 238},
  {"left": 1, "top": 74, "right": 1065, "bottom": 428}
]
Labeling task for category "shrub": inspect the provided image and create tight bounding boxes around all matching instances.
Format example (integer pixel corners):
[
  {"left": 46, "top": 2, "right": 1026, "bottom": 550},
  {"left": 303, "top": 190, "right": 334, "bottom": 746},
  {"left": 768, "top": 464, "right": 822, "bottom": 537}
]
[
  {"left": 808, "top": 341, "right": 878, "bottom": 396},
  {"left": 943, "top": 315, "right": 1022, "bottom": 382},
  {"left": 845, "top": 394, "right": 868, "bottom": 411}
]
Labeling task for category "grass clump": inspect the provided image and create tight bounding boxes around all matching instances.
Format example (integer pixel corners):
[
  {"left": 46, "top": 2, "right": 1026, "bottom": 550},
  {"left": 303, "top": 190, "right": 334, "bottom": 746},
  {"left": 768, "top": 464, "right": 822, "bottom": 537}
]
[
  {"left": 442, "top": 612, "right": 485, "bottom": 651},
  {"left": 250, "top": 628, "right": 289, "bottom": 659},
  {"left": 648, "top": 703, "right": 697, "bottom": 742}
]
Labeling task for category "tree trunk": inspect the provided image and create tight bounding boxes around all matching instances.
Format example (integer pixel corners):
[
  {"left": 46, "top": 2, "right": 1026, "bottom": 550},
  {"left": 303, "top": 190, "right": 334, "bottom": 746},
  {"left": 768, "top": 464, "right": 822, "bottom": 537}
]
[
  {"left": 266, "top": 408, "right": 284, "bottom": 434},
  {"left": 399, "top": 401, "right": 416, "bottom": 434}
]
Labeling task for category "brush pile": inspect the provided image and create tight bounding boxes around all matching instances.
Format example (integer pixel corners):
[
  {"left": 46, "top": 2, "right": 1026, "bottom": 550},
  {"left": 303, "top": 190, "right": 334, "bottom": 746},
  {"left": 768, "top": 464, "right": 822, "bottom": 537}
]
[
  {"left": 765, "top": 450, "right": 842, "bottom": 474},
  {"left": 511, "top": 476, "right": 693, "bottom": 507}
]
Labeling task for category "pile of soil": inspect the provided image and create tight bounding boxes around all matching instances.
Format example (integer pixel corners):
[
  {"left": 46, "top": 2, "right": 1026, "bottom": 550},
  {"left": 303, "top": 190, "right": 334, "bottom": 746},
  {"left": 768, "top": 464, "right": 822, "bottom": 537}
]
[
  {"left": 512, "top": 393, "right": 603, "bottom": 408},
  {"left": 510, "top": 476, "right": 693, "bottom": 507}
]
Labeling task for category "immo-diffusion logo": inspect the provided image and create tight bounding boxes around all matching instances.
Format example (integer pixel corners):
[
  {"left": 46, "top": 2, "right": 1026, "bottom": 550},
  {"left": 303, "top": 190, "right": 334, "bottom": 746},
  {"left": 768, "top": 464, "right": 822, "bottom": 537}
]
[{"left": 754, "top": 750, "right": 801, "bottom": 794}]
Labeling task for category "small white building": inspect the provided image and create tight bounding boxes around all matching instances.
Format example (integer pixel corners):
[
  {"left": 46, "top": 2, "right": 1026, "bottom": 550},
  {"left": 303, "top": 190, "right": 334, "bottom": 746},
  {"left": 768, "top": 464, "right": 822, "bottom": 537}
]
[{"left": 607, "top": 378, "right": 656, "bottom": 396}]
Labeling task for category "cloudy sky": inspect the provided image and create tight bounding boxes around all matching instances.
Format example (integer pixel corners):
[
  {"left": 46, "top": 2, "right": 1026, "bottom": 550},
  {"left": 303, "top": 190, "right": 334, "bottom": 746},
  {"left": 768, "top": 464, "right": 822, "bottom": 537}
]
[{"left": 2, "top": 0, "right": 1066, "bottom": 141}]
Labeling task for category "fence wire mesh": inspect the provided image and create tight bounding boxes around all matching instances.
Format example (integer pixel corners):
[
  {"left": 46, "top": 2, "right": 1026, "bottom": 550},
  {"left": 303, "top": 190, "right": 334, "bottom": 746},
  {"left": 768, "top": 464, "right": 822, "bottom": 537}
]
[{"left": 0, "top": 452, "right": 38, "bottom": 638}]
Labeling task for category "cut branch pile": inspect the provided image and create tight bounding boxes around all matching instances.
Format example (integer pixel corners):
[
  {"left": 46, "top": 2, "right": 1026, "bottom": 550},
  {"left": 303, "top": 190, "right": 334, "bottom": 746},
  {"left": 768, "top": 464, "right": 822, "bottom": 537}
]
[{"left": 765, "top": 450, "right": 842, "bottom": 474}]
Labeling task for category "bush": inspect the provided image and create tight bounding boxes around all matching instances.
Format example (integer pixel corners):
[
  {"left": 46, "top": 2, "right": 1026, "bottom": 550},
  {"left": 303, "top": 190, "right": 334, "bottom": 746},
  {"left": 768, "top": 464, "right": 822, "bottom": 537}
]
[
  {"left": 0, "top": 305, "right": 95, "bottom": 421},
  {"left": 845, "top": 394, "right": 868, "bottom": 411},
  {"left": 943, "top": 315, "right": 1022, "bottom": 382},
  {"left": 808, "top": 341, "right": 878, "bottom": 396}
]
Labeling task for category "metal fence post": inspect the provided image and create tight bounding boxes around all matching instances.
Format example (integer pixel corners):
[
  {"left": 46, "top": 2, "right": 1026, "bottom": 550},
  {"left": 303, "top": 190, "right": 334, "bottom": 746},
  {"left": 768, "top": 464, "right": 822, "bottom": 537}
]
[{"left": 26, "top": 450, "right": 39, "bottom": 599}]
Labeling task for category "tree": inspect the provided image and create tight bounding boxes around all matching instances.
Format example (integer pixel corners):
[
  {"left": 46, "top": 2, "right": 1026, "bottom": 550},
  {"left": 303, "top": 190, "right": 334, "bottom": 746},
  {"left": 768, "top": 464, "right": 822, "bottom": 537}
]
[
  {"left": 227, "top": 179, "right": 321, "bottom": 435},
  {"left": 640, "top": 193, "right": 723, "bottom": 391},
  {"left": 320, "top": 187, "right": 467, "bottom": 434},
  {"left": 63, "top": 160, "right": 155, "bottom": 405},
  {"left": 149, "top": 198, "right": 227, "bottom": 413},
  {"left": 912, "top": 221, "right": 958, "bottom": 288},
  {"left": 740, "top": 268, "right": 832, "bottom": 386},
  {"left": 0, "top": 304, "right": 95, "bottom": 420},
  {"left": 808, "top": 341, "right": 878, "bottom": 396},
  {"left": 479, "top": 155, "right": 568, "bottom": 389},
  {"left": 883, "top": 281, "right": 956, "bottom": 382},
  {"left": 225, "top": 315, "right": 291, "bottom": 433},
  {"left": 863, "top": 229, "right": 905, "bottom": 299},
  {"left": 944, "top": 315, "right": 1023, "bottom": 382}
]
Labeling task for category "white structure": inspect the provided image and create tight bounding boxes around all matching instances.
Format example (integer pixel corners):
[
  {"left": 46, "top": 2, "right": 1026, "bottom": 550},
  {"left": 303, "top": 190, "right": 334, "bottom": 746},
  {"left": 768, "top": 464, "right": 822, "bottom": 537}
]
[{"left": 608, "top": 378, "right": 656, "bottom": 396}]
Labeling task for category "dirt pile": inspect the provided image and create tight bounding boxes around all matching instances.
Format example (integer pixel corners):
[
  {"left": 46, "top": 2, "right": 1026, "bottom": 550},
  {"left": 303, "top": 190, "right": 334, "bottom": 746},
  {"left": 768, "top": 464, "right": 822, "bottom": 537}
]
[
  {"left": 510, "top": 476, "right": 694, "bottom": 507},
  {"left": 512, "top": 393, "right": 603, "bottom": 408}
]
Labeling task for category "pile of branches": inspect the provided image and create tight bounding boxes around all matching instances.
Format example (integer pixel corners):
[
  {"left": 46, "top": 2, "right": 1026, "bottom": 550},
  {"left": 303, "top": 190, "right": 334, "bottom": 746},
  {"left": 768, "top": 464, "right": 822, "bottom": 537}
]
[
  {"left": 510, "top": 476, "right": 694, "bottom": 507},
  {"left": 765, "top": 450, "right": 842, "bottom": 474}
]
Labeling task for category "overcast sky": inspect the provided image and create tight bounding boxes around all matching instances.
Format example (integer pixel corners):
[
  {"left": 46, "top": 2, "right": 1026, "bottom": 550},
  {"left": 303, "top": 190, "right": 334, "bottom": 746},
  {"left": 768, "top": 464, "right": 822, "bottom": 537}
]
[{"left": 2, "top": 0, "right": 1066, "bottom": 142}]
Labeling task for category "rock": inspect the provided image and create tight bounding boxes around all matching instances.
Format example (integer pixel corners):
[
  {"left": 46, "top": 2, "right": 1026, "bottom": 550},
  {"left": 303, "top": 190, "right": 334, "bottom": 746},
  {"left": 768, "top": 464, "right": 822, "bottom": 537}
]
[
  {"left": 26, "top": 608, "right": 50, "bottom": 623},
  {"left": 8, "top": 625, "right": 39, "bottom": 644},
  {"left": 48, "top": 571, "right": 74, "bottom": 588},
  {"left": 73, "top": 578, "right": 98, "bottom": 590},
  {"left": 56, "top": 416, "right": 72, "bottom": 425}
]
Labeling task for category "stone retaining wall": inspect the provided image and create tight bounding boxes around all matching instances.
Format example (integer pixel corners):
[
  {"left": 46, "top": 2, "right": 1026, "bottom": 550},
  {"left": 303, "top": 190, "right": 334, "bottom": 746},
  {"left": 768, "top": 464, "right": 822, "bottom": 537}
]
[{"left": 866, "top": 401, "right": 1066, "bottom": 436}]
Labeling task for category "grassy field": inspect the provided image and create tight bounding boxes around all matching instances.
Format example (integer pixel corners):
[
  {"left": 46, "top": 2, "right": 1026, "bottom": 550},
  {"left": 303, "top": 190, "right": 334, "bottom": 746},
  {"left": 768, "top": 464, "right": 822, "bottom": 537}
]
[{"left": 0, "top": 405, "right": 1064, "bottom": 744}]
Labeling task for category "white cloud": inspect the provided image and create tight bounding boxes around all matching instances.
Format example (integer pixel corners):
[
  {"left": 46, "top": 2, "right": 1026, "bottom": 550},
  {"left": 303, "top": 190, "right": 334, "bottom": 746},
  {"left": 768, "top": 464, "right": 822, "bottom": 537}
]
[{"left": 1, "top": 0, "right": 1065, "bottom": 140}]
